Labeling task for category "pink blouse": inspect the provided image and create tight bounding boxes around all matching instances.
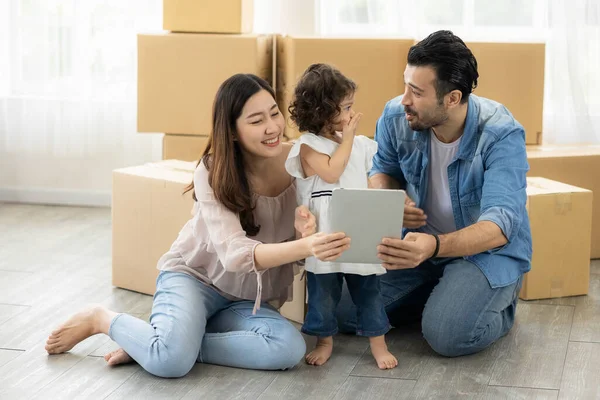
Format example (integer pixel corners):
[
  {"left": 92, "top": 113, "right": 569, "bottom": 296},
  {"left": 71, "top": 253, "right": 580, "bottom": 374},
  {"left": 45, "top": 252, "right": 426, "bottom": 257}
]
[{"left": 158, "top": 162, "right": 298, "bottom": 313}]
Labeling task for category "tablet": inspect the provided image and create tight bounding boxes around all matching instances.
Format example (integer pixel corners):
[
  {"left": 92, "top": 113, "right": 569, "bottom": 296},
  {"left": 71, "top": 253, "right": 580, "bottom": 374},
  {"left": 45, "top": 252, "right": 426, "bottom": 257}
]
[{"left": 329, "top": 188, "right": 405, "bottom": 264}]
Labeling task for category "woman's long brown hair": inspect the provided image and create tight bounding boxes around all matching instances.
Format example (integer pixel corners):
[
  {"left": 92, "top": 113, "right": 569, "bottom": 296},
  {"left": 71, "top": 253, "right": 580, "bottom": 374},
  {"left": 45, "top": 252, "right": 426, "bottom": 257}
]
[{"left": 184, "top": 74, "right": 275, "bottom": 236}]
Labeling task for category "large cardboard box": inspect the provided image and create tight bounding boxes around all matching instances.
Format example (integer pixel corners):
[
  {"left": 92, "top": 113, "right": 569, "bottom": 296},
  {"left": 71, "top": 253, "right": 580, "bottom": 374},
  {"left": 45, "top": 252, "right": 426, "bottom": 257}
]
[
  {"left": 138, "top": 33, "right": 273, "bottom": 135},
  {"left": 466, "top": 42, "right": 545, "bottom": 145},
  {"left": 276, "top": 36, "right": 414, "bottom": 139},
  {"left": 163, "top": 0, "right": 253, "bottom": 34},
  {"left": 279, "top": 273, "right": 307, "bottom": 323},
  {"left": 527, "top": 145, "right": 600, "bottom": 258},
  {"left": 112, "top": 160, "right": 196, "bottom": 295},
  {"left": 521, "top": 177, "right": 592, "bottom": 300},
  {"left": 163, "top": 134, "right": 210, "bottom": 162}
]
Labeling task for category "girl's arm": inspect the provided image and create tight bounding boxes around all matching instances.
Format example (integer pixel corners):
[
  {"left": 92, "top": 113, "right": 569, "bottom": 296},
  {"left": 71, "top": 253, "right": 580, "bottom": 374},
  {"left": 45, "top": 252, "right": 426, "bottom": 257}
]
[
  {"left": 295, "top": 205, "right": 317, "bottom": 239},
  {"left": 300, "top": 113, "right": 362, "bottom": 184}
]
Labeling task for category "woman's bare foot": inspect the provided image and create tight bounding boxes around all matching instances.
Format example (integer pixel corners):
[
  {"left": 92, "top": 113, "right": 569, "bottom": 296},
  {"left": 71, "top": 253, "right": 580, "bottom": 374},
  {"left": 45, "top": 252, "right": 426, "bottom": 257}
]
[
  {"left": 104, "top": 348, "right": 134, "bottom": 366},
  {"left": 305, "top": 336, "right": 333, "bottom": 366},
  {"left": 45, "top": 305, "right": 116, "bottom": 355},
  {"left": 369, "top": 335, "right": 397, "bottom": 370}
]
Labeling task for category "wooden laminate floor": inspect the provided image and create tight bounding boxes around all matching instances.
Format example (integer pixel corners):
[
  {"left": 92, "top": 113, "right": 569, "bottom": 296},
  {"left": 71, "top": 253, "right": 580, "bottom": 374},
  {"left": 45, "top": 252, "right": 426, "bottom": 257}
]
[{"left": 1, "top": 203, "right": 599, "bottom": 399}]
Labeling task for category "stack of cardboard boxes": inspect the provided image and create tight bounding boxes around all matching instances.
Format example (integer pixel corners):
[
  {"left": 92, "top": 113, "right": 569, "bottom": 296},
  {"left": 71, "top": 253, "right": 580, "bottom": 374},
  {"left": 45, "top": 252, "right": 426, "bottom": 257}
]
[
  {"left": 113, "top": 0, "right": 268, "bottom": 294},
  {"left": 138, "top": 0, "right": 270, "bottom": 161},
  {"left": 111, "top": 2, "right": 597, "bottom": 321},
  {"left": 276, "top": 36, "right": 414, "bottom": 139},
  {"left": 112, "top": 160, "right": 196, "bottom": 294},
  {"left": 522, "top": 178, "right": 593, "bottom": 300}
]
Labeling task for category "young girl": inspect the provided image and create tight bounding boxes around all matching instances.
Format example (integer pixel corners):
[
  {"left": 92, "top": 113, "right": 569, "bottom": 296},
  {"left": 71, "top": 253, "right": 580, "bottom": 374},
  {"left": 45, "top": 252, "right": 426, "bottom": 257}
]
[{"left": 285, "top": 63, "right": 398, "bottom": 370}]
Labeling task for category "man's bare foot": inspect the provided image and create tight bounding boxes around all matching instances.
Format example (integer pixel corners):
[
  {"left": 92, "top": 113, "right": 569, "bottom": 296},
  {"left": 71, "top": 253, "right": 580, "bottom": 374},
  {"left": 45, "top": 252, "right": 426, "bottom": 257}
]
[
  {"left": 45, "top": 305, "right": 116, "bottom": 355},
  {"left": 369, "top": 335, "right": 397, "bottom": 370},
  {"left": 104, "top": 348, "right": 134, "bottom": 366},
  {"left": 305, "top": 336, "right": 333, "bottom": 366}
]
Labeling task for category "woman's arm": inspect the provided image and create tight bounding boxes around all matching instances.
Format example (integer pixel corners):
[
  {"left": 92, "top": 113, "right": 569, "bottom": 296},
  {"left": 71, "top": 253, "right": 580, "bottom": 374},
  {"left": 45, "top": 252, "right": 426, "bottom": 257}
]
[
  {"left": 254, "top": 232, "right": 348, "bottom": 271},
  {"left": 195, "top": 167, "right": 347, "bottom": 274}
]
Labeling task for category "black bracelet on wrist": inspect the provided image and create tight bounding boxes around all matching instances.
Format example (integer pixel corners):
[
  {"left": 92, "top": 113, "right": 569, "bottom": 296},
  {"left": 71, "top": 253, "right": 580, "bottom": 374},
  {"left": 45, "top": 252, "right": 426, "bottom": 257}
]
[{"left": 430, "top": 233, "right": 440, "bottom": 259}]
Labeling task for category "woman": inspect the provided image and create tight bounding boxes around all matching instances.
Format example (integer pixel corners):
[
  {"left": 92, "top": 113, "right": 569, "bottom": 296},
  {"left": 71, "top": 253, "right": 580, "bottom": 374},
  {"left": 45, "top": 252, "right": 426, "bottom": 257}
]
[{"left": 45, "top": 74, "right": 350, "bottom": 378}]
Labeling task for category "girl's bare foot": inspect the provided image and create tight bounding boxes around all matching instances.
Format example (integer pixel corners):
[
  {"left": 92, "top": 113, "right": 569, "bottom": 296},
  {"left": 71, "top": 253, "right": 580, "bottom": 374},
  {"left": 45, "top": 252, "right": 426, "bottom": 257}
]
[
  {"left": 45, "top": 305, "right": 116, "bottom": 355},
  {"left": 104, "top": 348, "right": 134, "bottom": 366},
  {"left": 305, "top": 336, "right": 333, "bottom": 366},
  {"left": 369, "top": 335, "right": 397, "bottom": 370}
]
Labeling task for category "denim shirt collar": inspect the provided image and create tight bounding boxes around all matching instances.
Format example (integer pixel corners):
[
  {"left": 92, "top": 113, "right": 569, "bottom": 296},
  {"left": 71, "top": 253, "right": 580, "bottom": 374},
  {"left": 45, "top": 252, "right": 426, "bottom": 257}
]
[{"left": 415, "top": 95, "right": 480, "bottom": 161}]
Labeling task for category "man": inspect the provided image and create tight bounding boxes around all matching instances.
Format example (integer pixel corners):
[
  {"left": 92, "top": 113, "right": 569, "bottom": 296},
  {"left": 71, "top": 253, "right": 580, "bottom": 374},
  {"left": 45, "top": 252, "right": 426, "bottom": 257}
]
[{"left": 336, "top": 30, "right": 532, "bottom": 357}]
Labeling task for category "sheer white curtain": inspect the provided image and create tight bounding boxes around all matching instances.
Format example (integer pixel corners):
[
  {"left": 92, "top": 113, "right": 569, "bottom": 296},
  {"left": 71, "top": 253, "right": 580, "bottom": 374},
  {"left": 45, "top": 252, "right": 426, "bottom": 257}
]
[
  {"left": 319, "top": 0, "right": 600, "bottom": 144},
  {"left": 0, "top": 0, "right": 318, "bottom": 207},
  {"left": 254, "top": 0, "right": 318, "bottom": 35},
  {"left": 543, "top": 0, "right": 600, "bottom": 144},
  {"left": 0, "top": 0, "right": 163, "bottom": 206}
]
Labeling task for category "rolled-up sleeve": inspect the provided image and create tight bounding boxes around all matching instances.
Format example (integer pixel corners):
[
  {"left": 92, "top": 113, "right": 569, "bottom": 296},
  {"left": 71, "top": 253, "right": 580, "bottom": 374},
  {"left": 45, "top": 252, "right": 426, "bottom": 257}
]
[
  {"left": 194, "top": 166, "right": 261, "bottom": 274},
  {"left": 477, "top": 128, "right": 529, "bottom": 244}
]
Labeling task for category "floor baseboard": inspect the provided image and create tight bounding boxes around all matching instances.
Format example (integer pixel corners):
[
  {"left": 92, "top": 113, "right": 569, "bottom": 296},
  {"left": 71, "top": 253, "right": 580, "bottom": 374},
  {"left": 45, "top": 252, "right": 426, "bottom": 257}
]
[{"left": 0, "top": 187, "right": 111, "bottom": 207}]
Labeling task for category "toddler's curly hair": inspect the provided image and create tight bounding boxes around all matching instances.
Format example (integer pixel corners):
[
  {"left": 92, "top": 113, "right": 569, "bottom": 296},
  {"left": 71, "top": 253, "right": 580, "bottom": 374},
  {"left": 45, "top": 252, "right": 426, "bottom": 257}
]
[{"left": 288, "top": 63, "right": 356, "bottom": 134}]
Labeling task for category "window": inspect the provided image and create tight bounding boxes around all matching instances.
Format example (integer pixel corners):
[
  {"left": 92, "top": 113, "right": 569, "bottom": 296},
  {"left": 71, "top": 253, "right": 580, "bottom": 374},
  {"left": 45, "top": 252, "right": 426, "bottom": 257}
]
[
  {"left": 8, "top": 0, "right": 161, "bottom": 100},
  {"left": 320, "top": 0, "right": 548, "bottom": 42}
]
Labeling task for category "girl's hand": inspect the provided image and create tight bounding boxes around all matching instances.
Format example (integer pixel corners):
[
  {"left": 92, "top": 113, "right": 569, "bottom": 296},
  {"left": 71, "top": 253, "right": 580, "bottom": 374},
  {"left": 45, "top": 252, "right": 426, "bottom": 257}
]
[
  {"left": 308, "top": 232, "right": 351, "bottom": 261},
  {"left": 403, "top": 195, "right": 427, "bottom": 229},
  {"left": 342, "top": 112, "right": 362, "bottom": 141},
  {"left": 295, "top": 205, "right": 317, "bottom": 237}
]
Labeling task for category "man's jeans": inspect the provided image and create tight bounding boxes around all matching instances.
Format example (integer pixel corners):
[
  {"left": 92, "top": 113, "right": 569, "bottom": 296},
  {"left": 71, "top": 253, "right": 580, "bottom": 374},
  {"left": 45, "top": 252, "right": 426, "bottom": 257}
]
[{"left": 335, "top": 258, "right": 522, "bottom": 357}]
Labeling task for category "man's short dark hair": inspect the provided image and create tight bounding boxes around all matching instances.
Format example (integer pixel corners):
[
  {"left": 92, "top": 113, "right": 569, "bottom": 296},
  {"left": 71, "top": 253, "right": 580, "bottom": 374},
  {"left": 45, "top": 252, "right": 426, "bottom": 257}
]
[{"left": 408, "top": 30, "right": 479, "bottom": 104}]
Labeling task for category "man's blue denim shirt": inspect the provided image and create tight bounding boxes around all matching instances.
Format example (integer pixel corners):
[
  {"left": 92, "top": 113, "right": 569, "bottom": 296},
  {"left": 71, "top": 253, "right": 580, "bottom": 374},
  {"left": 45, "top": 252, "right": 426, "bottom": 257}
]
[{"left": 371, "top": 94, "right": 532, "bottom": 288}]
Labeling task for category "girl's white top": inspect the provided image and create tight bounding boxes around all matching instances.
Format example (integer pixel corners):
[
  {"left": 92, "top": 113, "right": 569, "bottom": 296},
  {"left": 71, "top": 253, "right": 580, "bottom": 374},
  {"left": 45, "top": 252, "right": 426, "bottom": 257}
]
[{"left": 285, "top": 133, "right": 386, "bottom": 276}]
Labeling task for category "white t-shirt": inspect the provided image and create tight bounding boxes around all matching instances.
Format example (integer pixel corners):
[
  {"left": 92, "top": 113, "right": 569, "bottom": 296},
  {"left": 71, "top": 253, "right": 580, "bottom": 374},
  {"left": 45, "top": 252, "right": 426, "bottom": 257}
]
[{"left": 422, "top": 133, "right": 461, "bottom": 235}]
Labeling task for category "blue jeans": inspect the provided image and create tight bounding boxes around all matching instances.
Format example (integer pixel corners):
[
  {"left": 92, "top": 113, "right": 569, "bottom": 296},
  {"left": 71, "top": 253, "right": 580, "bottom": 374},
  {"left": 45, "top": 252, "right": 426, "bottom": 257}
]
[
  {"left": 335, "top": 258, "right": 522, "bottom": 357},
  {"left": 108, "top": 271, "right": 306, "bottom": 378},
  {"left": 303, "top": 272, "right": 390, "bottom": 337}
]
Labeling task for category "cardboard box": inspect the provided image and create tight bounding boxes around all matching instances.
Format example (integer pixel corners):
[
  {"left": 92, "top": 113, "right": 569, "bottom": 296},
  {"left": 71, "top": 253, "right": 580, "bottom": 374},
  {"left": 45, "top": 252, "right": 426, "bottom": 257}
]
[
  {"left": 279, "top": 273, "right": 307, "bottom": 323},
  {"left": 527, "top": 145, "right": 600, "bottom": 258},
  {"left": 138, "top": 33, "right": 273, "bottom": 135},
  {"left": 163, "top": 134, "right": 210, "bottom": 162},
  {"left": 163, "top": 0, "right": 253, "bottom": 34},
  {"left": 466, "top": 42, "right": 545, "bottom": 145},
  {"left": 112, "top": 160, "right": 196, "bottom": 295},
  {"left": 521, "top": 177, "right": 592, "bottom": 300},
  {"left": 276, "top": 36, "right": 414, "bottom": 139}
]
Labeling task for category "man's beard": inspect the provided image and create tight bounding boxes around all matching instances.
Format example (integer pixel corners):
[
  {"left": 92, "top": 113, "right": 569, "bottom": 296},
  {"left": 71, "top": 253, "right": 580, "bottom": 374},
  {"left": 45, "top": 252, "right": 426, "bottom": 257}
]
[{"left": 406, "top": 105, "right": 449, "bottom": 131}]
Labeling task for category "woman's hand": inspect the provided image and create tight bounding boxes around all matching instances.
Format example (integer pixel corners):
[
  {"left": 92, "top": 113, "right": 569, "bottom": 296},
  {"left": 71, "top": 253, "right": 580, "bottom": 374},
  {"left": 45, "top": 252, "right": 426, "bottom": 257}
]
[
  {"left": 307, "top": 232, "right": 350, "bottom": 262},
  {"left": 294, "top": 205, "right": 317, "bottom": 237}
]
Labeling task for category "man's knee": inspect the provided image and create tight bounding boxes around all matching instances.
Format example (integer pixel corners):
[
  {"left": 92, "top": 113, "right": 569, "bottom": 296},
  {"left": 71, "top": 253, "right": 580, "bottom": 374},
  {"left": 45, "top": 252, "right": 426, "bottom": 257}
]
[
  {"left": 421, "top": 299, "right": 516, "bottom": 358},
  {"left": 421, "top": 310, "right": 479, "bottom": 357}
]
